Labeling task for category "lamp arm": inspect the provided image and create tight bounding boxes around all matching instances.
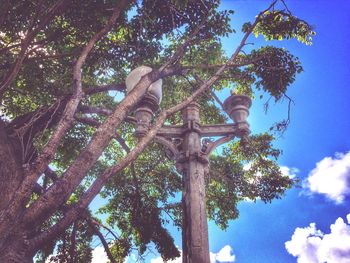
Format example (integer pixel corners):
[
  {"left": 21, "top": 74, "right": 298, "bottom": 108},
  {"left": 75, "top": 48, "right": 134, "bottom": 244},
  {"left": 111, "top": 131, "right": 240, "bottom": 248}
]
[
  {"left": 204, "top": 135, "right": 236, "bottom": 156},
  {"left": 154, "top": 135, "right": 180, "bottom": 159}
]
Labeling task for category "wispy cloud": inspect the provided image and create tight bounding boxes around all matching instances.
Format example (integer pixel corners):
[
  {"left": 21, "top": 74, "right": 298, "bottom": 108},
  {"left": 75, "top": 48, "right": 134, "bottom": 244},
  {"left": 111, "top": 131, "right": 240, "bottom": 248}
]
[
  {"left": 280, "top": 166, "right": 299, "bottom": 179},
  {"left": 210, "top": 245, "right": 236, "bottom": 262},
  {"left": 285, "top": 213, "right": 350, "bottom": 263},
  {"left": 303, "top": 152, "right": 350, "bottom": 203},
  {"left": 91, "top": 246, "right": 136, "bottom": 263},
  {"left": 91, "top": 246, "right": 109, "bottom": 263},
  {"left": 150, "top": 245, "right": 236, "bottom": 263}
]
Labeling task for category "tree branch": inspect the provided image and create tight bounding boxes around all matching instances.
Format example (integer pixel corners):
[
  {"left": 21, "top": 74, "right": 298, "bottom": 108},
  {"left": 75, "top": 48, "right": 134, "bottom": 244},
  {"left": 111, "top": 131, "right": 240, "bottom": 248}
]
[
  {"left": 75, "top": 116, "right": 131, "bottom": 155},
  {"left": 89, "top": 218, "right": 120, "bottom": 241},
  {"left": 20, "top": 45, "right": 191, "bottom": 230},
  {"left": 45, "top": 167, "right": 59, "bottom": 181},
  {"left": 68, "top": 222, "right": 77, "bottom": 263},
  {"left": 0, "top": 0, "right": 131, "bottom": 243},
  {"left": 75, "top": 116, "right": 101, "bottom": 127},
  {"left": 180, "top": 56, "right": 263, "bottom": 71},
  {"left": 21, "top": 1, "right": 277, "bottom": 241},
  {"left": 192, "top": 73, "right": 225, "bottom": 109},
  {"left": 0, "top": 0, "right": 10, "bottom": 27},
  {"left": 78, "top": 105, "right": 113, "bottom": 116},
  {"left": 84, "top": 84, "right": 125, "bottom": 95},
  {"left": 271, "top": 92, "right": 294, "bottom": 135},
  {"left": 0, "top": 34, "right": 58, "bottom": 55},
  {"left": 87, "top": 219, "right": 117, "bottom": 263},
  {"left": 28, "top": 2, "right": 274, "bottom": 240},
  {"left": 158, "top": 13, "right": 210, "bottom": 72},
  {"left": 0, "top": 0, "right": 70, "bottom": 98}
]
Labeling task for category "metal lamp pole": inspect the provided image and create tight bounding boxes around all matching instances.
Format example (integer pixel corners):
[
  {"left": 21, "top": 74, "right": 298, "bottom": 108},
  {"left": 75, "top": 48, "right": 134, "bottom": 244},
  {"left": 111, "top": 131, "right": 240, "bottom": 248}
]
[{"left": 127, "top": 66, "right": 252, "bottom": 263}]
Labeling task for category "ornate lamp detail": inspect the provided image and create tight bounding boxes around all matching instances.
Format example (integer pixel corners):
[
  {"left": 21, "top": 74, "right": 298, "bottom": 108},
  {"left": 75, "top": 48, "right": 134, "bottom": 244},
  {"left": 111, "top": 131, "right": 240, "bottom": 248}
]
[
  {"left": 125, "top": 65, "right": 162, "bottom": 103},
  {"left": 125, "top": 66, "right": 163, "bottom": 137},
  {"left": 223, "top": 94, "right": 252, "bottom": 136},
  {"left": 126, "top": 74, "right": 254, "bottom": 261}
]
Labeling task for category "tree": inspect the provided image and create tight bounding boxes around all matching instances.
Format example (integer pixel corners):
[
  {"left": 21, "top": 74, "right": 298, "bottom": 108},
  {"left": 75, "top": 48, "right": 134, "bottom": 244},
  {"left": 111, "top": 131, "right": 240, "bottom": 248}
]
[{"left": 0, "top": 0, "right": 314, "bottom": 262}]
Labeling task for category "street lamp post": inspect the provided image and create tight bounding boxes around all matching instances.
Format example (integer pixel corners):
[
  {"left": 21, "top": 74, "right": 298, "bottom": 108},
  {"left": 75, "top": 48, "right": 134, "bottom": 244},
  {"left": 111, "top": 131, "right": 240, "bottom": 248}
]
[{"left": 127, "top": 66, "right": 252, "bottom": 263}]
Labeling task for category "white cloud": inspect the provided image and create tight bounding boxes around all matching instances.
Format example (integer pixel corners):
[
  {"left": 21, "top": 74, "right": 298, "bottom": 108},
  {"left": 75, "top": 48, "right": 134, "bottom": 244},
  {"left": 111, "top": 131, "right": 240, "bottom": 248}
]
[
  {"left": 304, "top": 152, "right": 350, "bottom": 203},
  {"left": 150, "top": 257, "right": 163, "bottom": 263},
  {"left": 91, "top": 247, "right": 135, "bottom": 263},
  {"left": 243, "top": 163, "right": 298, "bottom": 179},
  {"left": 91, "top": 246, "right": 108, "bottom": 263},
  {"left": 150, "top": 250, "right": 182, "bottom": 263},
  {"left": 150, "top": 245, "right": 235, "bottom": 263},
  {"left": 285, "top": 213, "right": 350, "bottom": 263},
  {"left": 280, "top": 166, "right": 299, "bottom": 179},
  {"left": 210, "top": 245, "right": 236, "bottom": 262}
]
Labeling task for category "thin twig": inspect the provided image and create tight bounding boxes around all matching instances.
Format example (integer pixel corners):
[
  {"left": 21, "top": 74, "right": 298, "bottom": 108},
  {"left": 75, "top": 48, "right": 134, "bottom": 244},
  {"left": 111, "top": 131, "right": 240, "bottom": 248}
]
[
  {"left": 281, "top": 0, "right": 292, "bottom": 14},
  {"left": 210, "top": 90, "right": 225, "bottom": 110},
  {"left": 87, "top": 219, "right": 117, "bottom": 263}
]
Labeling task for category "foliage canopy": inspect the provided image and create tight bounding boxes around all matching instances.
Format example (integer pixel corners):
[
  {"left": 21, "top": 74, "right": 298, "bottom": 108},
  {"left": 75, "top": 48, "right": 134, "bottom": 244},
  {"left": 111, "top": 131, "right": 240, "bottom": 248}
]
[{"left": 0, "top": 0, "right": 313, "bottom": 262}]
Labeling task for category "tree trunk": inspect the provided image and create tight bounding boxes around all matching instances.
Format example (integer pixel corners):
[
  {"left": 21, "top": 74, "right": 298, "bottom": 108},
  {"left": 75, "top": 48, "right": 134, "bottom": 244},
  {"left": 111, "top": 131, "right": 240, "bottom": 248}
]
[
  {"left": 0, "top": 120, "right": 34, "bottom": 261},
  {"left": 0, "top": 119, "right": 24, "bottom": 211},
  {"left": 0, "top": 229, "right": 34, "bottom": 263},
  {"left": 0, "top": 101, "right": 69, "bottom": 249}
]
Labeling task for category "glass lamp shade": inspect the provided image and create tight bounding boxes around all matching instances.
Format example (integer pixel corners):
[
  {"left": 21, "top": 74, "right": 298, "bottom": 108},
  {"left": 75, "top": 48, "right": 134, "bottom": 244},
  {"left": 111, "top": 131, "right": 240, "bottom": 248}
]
[
  {"left": 223, "top": 94, "right": 252, "bottom": 123},
  {"left": 125, "top": 65, "right": 162, "bottom": 103}
]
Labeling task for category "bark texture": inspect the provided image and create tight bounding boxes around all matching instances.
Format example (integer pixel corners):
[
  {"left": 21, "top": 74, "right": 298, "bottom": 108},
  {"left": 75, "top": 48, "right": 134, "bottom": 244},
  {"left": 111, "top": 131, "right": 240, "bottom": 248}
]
[{"left": 0, "top": 120, "right": 24, "bottom": 211}]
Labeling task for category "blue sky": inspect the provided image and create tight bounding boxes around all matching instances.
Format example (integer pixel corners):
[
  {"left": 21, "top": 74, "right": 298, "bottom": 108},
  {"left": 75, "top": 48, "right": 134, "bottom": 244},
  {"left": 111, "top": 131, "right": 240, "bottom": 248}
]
[
  {"left": 207, "top": 1, "right": 350, "bottom": 262},
  {"left": 92, "top": 1, "right": 350, "bottom": 262}
]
